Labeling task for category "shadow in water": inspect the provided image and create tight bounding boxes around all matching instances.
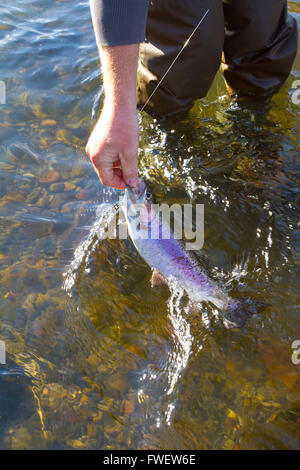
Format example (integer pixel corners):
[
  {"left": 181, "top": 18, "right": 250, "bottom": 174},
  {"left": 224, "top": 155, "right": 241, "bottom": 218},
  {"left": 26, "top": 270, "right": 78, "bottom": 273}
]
[{"left": 0, "top": 361, "right": 34, "bottom": 447}]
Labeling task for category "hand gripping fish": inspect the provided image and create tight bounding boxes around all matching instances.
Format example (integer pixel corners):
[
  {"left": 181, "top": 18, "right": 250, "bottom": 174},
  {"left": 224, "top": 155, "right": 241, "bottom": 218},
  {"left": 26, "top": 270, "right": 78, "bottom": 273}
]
[{"left": 124, "top": 181, "right": 267, "bottom": 329}]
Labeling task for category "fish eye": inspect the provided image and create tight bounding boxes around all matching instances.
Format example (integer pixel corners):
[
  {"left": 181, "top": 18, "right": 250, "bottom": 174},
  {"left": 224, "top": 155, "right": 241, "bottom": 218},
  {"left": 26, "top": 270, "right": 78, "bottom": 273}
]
[{"left": 145, "top": 191, "right": 151, "bottom": 200}]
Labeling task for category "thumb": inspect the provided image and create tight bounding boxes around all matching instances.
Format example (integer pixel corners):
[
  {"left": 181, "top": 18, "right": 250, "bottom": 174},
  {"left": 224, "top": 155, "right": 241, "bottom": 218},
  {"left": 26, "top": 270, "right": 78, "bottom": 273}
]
[{"left": 119, "top": 152, "right": 139, "bottom": 187}]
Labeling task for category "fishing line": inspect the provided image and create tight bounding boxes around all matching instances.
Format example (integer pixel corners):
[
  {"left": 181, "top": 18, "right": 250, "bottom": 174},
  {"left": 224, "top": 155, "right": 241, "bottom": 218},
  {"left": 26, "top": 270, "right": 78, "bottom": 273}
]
[{"left": 141, "top": 8, "right": 210, "bottom": 112}]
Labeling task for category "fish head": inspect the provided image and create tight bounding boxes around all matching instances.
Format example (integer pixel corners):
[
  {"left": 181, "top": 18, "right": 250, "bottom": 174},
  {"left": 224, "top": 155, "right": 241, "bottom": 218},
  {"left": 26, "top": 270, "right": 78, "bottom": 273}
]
[
  {"left": 124, "top": 181, "right": 155, "bottom": 227},
  {"left": 126, "top": 180, "right": 153, "bottom": 205}
]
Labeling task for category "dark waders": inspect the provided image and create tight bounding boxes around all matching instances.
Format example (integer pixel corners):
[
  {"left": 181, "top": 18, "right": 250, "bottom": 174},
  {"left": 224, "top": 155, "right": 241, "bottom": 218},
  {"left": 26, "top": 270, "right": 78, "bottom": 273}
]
[{"left": 137, "top": 0, "right": 298, "bottom": 116}]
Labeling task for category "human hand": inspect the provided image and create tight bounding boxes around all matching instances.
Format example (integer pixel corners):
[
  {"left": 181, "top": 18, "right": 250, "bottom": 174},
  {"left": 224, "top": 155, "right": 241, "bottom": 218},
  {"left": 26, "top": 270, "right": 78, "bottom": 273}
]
[{"left": 86, "top": 103, "right": 139, "bottom": 189}]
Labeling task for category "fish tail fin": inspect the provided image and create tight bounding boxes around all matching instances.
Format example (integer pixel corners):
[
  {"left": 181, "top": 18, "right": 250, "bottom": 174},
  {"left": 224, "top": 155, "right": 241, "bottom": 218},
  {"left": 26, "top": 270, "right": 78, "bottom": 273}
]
[{"left": 223, "top": 298, "right": 269, "bottom": 329}]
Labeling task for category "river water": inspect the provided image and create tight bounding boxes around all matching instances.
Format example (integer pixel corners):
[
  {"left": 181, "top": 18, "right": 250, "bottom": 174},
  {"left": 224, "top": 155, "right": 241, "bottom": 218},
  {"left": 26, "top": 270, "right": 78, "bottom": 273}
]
[{"left": 0, "top": 0, "right": 299, "bottom": 449}]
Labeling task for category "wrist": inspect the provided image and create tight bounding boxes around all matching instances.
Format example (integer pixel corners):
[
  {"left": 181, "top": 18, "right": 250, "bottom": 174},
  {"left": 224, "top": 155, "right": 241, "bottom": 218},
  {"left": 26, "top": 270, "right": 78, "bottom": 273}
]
[{"left": 103, "top": 94, "right": 137, "bottom": 116}]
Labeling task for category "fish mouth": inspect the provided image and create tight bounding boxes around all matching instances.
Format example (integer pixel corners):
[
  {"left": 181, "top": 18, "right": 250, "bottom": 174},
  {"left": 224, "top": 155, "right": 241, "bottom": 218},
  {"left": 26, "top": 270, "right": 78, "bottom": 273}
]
[{"left": 126, "top": 181, "right": 147, "bottom": 204}]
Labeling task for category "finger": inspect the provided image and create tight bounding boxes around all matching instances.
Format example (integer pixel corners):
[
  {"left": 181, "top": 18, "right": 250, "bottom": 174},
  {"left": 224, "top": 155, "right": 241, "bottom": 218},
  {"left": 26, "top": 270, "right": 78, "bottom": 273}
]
[
  {"left": 112, "top": 159, "right": 121, "bottom": 169},
  {"left": 97, "top": 163, "right": 127, "bottom": 189},
  {"left": 90, "top": 150, "right": 124, "bottom": 188},
  {"left": 119, "top": 152, "right": 138, "bottom": 187},
  {"left": 110, "top": 167, "right": 127, "bottom": 188},
  {"left": 113, "top": 167, "right": 123, "bottom": 179}
]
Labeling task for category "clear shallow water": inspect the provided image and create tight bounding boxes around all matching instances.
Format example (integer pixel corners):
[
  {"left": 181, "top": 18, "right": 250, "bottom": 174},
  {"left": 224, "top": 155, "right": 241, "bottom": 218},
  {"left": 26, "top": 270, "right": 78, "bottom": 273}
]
[{"left": 0, "top": 0, "right": 299, "bottom": 450}]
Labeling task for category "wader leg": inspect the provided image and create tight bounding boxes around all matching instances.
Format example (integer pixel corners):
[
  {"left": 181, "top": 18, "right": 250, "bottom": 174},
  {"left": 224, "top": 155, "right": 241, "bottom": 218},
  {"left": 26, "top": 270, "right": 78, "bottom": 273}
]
[
  {"left": 137, "top": 0, "right": 224, "bottom": 117},
  {"left": 222, "top": 0, "right": 298, "bottom": 100}
]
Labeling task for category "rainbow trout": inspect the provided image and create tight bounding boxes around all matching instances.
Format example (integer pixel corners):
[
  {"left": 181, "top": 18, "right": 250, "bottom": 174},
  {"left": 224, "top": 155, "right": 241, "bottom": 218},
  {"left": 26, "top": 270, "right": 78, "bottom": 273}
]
[{"left": 124, "top": 181, "right": 266, "bottom": 329}]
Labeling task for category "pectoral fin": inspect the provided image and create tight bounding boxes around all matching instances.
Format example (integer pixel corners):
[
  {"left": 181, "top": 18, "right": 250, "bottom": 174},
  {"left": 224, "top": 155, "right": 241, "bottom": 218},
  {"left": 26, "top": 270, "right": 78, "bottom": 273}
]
[{"left": 151, "top": 269, "right": 168, "bottom": 288}]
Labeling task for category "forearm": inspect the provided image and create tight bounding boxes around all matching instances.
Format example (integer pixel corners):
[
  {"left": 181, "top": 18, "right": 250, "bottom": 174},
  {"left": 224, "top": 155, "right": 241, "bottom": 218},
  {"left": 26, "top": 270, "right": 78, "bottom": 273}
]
[
  {"left": 100, "top": 44, "right": 139, "bottom": 112},
  {"left": 86, "top": 45, "right": 140, "bottom": 189},
  {"left": 87, "top": 0, "right": 147, "bottom": 189}
]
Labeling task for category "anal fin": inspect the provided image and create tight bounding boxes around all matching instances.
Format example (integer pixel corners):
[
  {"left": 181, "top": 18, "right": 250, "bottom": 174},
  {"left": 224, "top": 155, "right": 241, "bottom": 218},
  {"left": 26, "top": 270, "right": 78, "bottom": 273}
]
[{"left": 151, "top": 269, "right": 168, "bottom": 288}]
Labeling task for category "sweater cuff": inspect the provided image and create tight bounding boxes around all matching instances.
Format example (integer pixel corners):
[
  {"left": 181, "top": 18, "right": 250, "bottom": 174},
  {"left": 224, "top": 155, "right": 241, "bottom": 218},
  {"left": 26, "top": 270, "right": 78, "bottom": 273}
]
[{"left": 90, "top": 0, "right": 149, "bottom": 47}]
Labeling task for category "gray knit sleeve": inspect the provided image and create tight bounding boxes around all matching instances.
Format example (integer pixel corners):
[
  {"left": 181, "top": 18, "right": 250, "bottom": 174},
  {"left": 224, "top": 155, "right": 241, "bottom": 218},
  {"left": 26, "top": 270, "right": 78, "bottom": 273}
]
[{"left": 89, "top": 0, "right": 149, "bottom": 47}]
